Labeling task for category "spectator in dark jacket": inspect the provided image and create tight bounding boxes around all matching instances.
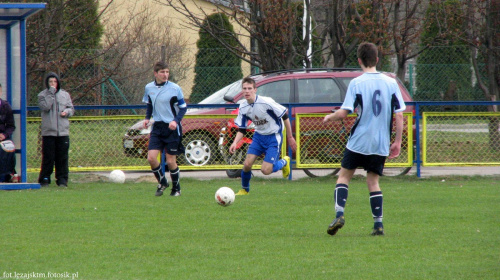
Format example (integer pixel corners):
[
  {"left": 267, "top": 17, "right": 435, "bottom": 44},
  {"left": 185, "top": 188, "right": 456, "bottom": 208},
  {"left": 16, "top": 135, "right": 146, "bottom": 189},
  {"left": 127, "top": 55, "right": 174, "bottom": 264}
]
[
  {"left": 37, "top": 72, "right": 74, "bottom": 187},
  {"left": 0, "top": 83, "right": 17, "bottom": 182}
]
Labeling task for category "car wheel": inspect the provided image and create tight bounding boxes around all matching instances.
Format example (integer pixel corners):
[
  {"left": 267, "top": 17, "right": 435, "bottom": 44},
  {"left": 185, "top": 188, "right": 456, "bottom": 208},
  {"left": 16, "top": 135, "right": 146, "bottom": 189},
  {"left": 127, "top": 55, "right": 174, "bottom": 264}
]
[
  {"left": 224, "top": 145, "right": 246, "bottom": 178},
  {"left": 226, "top": 169, "right": 241, "bottom": 178},
  {"left": 303, "top": 168, "right": 340, "bottom": 178},
  {"left": 181, "top": 133, "right": 216, "bottom": 166},
  {"left": 382, "top": 167, "right": 412, "bottom": 176}
]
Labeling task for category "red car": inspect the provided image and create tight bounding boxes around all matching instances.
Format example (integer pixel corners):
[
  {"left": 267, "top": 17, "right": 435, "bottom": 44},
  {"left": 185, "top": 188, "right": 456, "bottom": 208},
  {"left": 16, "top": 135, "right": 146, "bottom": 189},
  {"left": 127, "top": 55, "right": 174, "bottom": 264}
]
[{"left": 123, "top": 68, "right": 414, "bottom": 170}]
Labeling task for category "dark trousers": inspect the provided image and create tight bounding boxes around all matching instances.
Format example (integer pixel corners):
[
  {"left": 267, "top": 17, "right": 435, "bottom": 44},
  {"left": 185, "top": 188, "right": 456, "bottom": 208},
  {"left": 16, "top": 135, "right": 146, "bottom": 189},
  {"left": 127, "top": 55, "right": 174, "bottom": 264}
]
[
  {"left": 0, "top": 148, "right": 16, "bottom": 182},
  {"left": 38, "top": 136, "right": 70, "bottom": 185}
]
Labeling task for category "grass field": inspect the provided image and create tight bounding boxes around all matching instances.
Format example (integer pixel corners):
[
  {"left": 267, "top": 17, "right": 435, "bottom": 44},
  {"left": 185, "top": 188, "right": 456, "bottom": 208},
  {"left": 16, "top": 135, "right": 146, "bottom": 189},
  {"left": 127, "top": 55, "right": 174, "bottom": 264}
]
[{"left": 1, "top": 174, "right": 499, "bottom": 280}]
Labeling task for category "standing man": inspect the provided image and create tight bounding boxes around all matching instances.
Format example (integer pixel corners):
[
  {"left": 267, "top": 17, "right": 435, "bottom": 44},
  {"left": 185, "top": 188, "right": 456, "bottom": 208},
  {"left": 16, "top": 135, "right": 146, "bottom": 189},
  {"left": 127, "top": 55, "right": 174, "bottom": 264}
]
[
  {"left": 230, "top": 77, "right": 297, "bottom": 195},
  {"left": 38, "top": 72, "right": 74, "bottom": 187},
  {"left": 0, "top": 83, "right": 17, "bottom": 182},
  {"left": 323, "top": 42, "right": 406, "bottom": 236},
  {"left": 143, "top": 61, "right": 187, "bottom": 197}
]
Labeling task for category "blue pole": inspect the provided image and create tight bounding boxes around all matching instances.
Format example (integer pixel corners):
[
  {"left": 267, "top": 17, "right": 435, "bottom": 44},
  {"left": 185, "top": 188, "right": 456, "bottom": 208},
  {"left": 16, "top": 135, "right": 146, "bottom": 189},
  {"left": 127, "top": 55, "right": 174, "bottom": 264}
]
[{"left": 19, "top": 20, "right": 28, "bottom": 183}]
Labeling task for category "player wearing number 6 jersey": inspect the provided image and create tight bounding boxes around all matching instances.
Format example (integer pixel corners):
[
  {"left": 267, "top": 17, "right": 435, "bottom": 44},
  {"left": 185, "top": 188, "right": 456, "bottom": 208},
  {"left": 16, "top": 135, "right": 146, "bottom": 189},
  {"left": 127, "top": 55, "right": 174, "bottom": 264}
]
[{"left": 323, "top": 42, "right": 406, "bottom": 236}]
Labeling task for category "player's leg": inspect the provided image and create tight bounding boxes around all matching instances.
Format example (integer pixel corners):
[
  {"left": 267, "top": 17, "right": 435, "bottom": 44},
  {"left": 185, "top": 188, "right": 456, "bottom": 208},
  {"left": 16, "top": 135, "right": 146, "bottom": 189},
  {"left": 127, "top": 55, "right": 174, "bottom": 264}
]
[
  {"left": 260, "top": 134, "right": 288, "bottom": 176},
  {"left": 327, "top": 167, "right": 355, "bottom": 235},
  {"left": 327, "top": 149, "right": 358, "bottom": 235},
  {"left": 367, "top": 172, "right": 384, "bottom": 235},
  {"left": 166, "top": 152, "right": 180, "bottom": 196},
  {"left": 366, "top": 155, "right": 386, "bottom": 235},
  {"left": 148, "top": 148, "right": 169, "bottom": 196},
  {"left": 148, "top": 127, "right": 170, "bottom": 196},
  {"left": 236, "top": 153, "right": 258, "bottom": 195}
]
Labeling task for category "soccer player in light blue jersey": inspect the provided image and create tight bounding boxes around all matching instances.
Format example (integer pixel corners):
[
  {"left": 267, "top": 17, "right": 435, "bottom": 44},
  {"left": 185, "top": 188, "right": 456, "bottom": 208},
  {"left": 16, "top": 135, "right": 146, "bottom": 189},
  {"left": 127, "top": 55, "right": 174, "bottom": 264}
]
[
  {"left": 229, "top": 77, "right": 297, "bottom": 195},
  {"left": 323, "top": 42, "right": 406, "bottom": 236},
  {"left": 143, "top": 62, "right": 187, "bottom": 197}
]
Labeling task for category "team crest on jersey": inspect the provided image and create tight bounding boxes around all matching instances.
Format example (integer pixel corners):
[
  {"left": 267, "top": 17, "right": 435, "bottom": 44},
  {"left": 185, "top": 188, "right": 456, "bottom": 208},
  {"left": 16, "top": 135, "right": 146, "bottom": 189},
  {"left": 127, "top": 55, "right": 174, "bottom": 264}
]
[{"left": 253, "top": 115, "right": 268, "bottom": 126}]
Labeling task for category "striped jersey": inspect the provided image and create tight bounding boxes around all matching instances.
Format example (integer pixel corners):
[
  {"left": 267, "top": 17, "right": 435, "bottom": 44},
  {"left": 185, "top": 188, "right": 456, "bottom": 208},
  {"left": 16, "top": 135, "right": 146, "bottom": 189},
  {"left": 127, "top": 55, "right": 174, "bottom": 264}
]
[{"left": 235, "top": 96, "right": 287, "bottom": 135}]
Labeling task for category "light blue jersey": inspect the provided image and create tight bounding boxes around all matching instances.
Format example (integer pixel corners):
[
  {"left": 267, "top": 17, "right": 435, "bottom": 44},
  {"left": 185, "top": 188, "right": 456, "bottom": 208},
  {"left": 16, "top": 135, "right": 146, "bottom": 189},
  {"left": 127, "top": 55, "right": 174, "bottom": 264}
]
[
  {"left": 142, "top": 81, "right": 187, "bottom": 123},
  {"left": 341, "top": 72, "right": 406, "bottom": 156}
]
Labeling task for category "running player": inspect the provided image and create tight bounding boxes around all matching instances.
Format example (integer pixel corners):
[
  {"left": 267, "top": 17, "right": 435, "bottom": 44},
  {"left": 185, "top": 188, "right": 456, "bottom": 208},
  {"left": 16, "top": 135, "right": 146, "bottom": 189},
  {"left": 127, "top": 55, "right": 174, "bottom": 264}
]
[{"left": 230, "top": 77, "right": 297, "bottom": 195}]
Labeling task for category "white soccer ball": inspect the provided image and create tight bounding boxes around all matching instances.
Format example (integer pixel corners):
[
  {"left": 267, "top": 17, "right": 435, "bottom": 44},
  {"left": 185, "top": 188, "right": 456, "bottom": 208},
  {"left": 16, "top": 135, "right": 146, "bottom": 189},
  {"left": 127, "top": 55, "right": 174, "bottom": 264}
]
[
  {"left": 215, "top": 187, "right": 235, "bottom": 207},
  {"left": 109, "top": 170, "right": 126, "bottom": 184}
]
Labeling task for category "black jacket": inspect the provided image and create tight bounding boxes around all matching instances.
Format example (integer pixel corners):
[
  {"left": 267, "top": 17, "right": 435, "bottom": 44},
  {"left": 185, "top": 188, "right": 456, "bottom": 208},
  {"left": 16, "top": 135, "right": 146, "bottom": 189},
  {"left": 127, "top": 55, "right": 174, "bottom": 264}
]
[{"left": 0, "top": 99, "right": 15, "bottom": 139}]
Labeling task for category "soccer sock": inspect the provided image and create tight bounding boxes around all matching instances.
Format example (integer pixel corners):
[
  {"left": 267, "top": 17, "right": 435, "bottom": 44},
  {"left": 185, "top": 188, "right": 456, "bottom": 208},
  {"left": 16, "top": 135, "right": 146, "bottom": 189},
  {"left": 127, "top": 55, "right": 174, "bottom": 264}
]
[
  {"left": 334, "top": 184, "right": 349, "bottom": 218},
  {"left": 370, "top": 191, "right": 383, "bottom": 228},
  {"left": 151, "top": 164, "right": 168, "bottom": 186},
  {"left": 170, "top": 167, "right": 180, "bottom": 190},
  {"left": 272, "top": 159, "right": 286, "bottom": 173},
  {"left": 241, "top": 170, "right": 252, "bottom": 192}
]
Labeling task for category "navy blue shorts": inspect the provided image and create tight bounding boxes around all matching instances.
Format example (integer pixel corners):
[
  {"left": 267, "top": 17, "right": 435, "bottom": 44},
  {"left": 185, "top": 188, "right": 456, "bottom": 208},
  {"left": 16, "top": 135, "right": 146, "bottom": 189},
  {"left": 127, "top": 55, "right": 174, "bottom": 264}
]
[
  {"left": 341, "top": 149, "right": 386, "bottom": 176},
  {"left": 148, "top": 122, "right": 184, "bottom": 155}
]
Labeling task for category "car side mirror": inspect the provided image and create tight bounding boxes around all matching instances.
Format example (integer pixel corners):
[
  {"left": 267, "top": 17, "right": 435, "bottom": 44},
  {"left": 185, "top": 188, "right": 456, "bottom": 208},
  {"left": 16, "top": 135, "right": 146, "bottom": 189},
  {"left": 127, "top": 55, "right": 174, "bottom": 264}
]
[{"left": 223, "top": 95, "right": 235, "bottom": 103}]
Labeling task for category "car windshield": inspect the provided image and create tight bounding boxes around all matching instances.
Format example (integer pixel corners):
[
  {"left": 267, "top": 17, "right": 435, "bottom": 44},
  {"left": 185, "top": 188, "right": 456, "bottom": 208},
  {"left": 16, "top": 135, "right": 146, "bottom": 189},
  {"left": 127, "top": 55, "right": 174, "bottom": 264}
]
[{"left": 198, "top": 80, "right": 242, "bottom": 104}]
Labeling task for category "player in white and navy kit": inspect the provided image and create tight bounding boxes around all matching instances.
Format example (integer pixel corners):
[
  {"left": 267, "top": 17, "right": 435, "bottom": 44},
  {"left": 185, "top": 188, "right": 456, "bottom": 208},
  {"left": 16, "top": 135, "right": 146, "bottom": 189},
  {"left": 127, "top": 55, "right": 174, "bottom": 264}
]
[
  {"left": 143, "top": 61, "right": 187, "bottom": 197},
  {"left": 323, "top": 42, "right": 406, "bottom": 236},
  {"left": 229, "top": 77, "right": 297, "bottom": 195}
]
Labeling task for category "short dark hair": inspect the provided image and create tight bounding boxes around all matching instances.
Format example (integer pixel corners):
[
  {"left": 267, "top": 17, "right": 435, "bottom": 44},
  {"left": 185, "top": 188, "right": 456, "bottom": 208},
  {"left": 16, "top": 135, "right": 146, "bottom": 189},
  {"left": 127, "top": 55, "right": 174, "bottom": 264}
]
[
  {"left": 357, "top": 42, "right": 378, "bottom": 68},
  {"left": 242, "top": 77, "right": 256, "bottom": 88},
  {"left": 154, "top": 61, "right": 169, "bottom": 73}
]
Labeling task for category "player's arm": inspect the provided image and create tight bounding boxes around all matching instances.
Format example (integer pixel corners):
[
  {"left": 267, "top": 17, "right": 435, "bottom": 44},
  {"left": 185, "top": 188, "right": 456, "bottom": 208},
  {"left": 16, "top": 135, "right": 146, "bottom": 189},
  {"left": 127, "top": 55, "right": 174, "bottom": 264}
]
[
  {"left": 389, "top": 112, "right": 404, "bottom": 159},
  {"left": 323, "top": 108, "right": 349, "bottom": 123},
  {"left": 144, "top": 96, "right": 153, "bottom": 129},
  {"left": 282, "top": 113, "right": 297, "bottom": 152},
  {"left": 170, "top": 89, "right": 188, "bottom": 130},
  {"left": 229, "top": 129, "right": 246, "bottom": 154}
]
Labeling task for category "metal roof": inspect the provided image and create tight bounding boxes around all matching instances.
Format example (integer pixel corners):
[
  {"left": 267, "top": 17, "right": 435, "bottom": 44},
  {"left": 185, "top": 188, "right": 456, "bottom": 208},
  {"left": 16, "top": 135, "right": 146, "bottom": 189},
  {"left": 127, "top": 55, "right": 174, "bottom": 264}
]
[{"left": 0, "top": 3, "right": 46, "bottom": 28}]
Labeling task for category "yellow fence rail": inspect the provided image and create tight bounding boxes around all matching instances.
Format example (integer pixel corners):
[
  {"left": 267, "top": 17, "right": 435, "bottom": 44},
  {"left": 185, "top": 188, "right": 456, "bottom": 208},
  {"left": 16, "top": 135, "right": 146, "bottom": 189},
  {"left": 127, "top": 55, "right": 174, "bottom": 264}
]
[
  {"left": 295, "top": 113, "right": 414, "bottom": 168},
  {"left": 422, "top": 112, "right": 500, "bottom": 166}
]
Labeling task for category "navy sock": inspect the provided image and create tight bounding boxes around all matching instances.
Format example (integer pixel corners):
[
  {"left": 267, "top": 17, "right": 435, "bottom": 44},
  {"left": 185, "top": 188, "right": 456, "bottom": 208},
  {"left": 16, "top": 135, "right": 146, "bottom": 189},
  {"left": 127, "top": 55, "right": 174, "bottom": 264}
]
[
  {"left": 370, "top": 191, "right": 383, "bottom": 227},
  {"left": 241, "top": 170, "right": 252, "bottom": 192},
  {"left": 335, "top": 184, "right": 349, "bottom": 218},
  {"left": 152, "top": 165, "right": 168, "bottom": 186},
  {"left": 170, "top": 167, "right": 180, "bottom": 190}
]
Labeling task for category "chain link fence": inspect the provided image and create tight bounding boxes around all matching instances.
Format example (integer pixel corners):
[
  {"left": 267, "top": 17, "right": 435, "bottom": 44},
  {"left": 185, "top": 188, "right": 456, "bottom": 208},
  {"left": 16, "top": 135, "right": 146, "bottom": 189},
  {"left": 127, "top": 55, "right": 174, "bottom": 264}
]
[
  {"left": 408, "top": 46, "right": 491, "bottom": 112},
  {"left": 422, "top": 112, "right": 500, "bottom": 165},
  {"left": 295, "top": 113, "right": 414, "bottom": 168},
  {"left": 26, "top": 104, "right": 500, "bottom": 178}
]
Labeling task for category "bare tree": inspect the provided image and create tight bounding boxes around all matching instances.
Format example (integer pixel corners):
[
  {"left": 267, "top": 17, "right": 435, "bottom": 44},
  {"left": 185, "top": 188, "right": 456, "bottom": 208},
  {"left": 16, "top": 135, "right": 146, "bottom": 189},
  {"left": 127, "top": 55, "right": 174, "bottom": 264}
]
[
  {"left": 389, "top": 0, "right": 429, "bottom": 81},
  {"left": 101, "top": 1, "right": 191, "bottom": 104},
  {"left": 25, "top": 0, "right": 190, "bottom": 105},
  {"left": 463, "top": 0, "right": 500, "bottom": 107},
  {"left": 156, "top": 0, "right": 313, "bottom": 71}
]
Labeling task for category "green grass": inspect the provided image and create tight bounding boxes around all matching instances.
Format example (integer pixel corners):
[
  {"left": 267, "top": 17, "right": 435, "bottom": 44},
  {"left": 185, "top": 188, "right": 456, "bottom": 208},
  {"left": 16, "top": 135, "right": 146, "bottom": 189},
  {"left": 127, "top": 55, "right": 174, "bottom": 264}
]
[{"left": 1, "top": 175, "right": 499, "bottom": 280}]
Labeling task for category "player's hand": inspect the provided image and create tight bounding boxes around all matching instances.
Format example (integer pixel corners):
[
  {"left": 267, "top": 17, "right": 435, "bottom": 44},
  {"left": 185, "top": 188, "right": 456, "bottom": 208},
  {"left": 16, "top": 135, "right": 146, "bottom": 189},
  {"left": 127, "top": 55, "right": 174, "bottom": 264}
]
[
  {"left": 287, "top": 136, "right": 297, "bottom": 152},
  {"left": 143, "top": 119, "right": 150, "bottom": 129},
  {"left": 60, "top": 111, "right": 67, "bottom": 117},
  {"left": 0, "top": 133, "right": 5, "bottom": 141},
  {"left": 169, "top": 121, "right": 177, "bottom": 130},
  {"left": 388, "top": 142, "right": 401, "bottom": 159},
  {"left": 323, "top": 114, "right": 333, "bottom": 123},
  {"left": 229, "top": 143, "right": 237, "bottom": 154}
]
